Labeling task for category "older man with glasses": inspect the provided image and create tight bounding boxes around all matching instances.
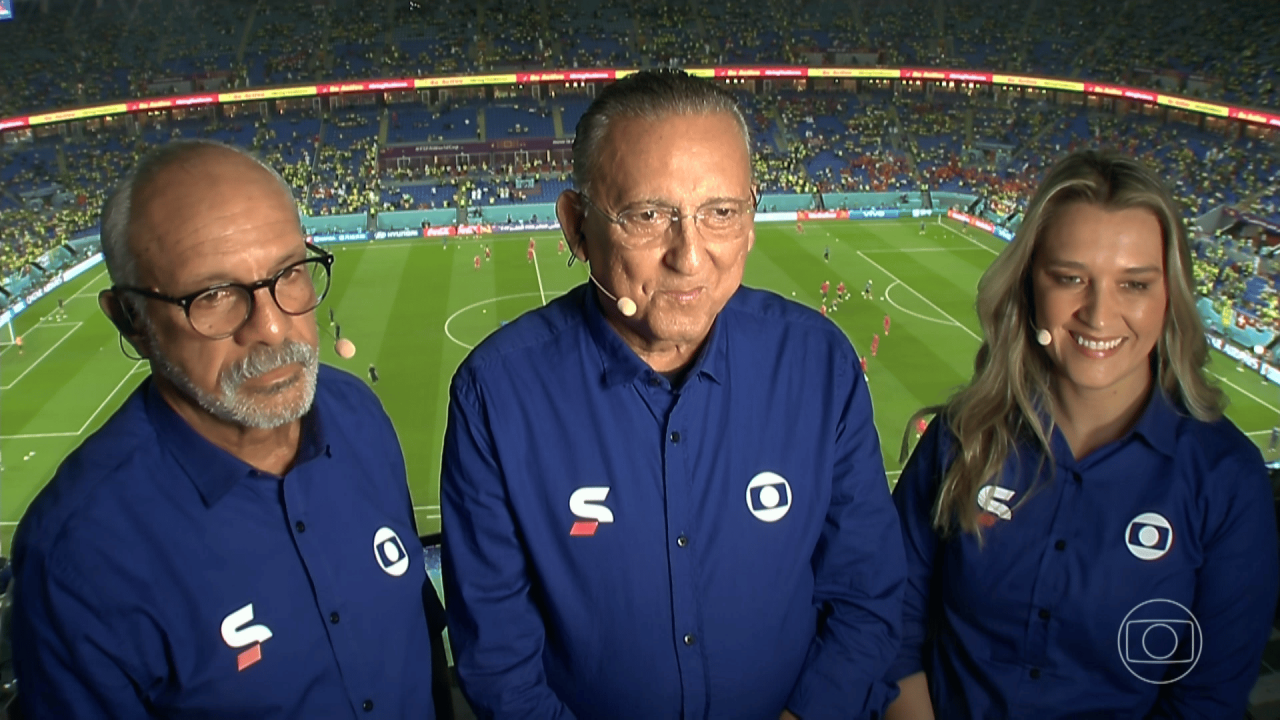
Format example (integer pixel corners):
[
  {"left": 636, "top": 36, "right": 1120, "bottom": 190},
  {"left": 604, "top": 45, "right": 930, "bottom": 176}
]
[
  {"left": 441, "top": 69, "right": 906, "bottom": 720},
  {"left": 9, "top": 140, "right": 441, "bottom": 719}
]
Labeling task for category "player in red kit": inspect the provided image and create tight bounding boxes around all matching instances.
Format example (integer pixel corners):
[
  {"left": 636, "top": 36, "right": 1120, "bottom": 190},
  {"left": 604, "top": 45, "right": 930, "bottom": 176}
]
[
  {"left": 819, "top": 304, "right": 827, "bottom": 318},
  {"left": 860, "top": 356, "right": 868, "bottom": 375},
  {"left": 837, "top": 281, "right": 846, "bottom": 300},
  {"left": 527, "top": 247, "right": 535, "bottom": 263},
  {"left": 484, "top": 245, "right": 492, "bottom": 260},
  {"left": 884, "top": 314, "right": 891, "bottom": 336},
  {"left": 821, "top": 280, "right": 830, "bottom": 300},
  {"left": 529, "top": 237, "right": 536, "bottom": 251},
  {"left": 915, "top": 416, "right": 928, "bottom": 438},
  {"left": 797, "top": 220, "right": 804, "bottom": 234},
  {"left": 558, "top": 239, "right": 565, "bottom": 254},
  {"left": 474, "top": 255, "right": 482, "bottom": 271},
  {"left": 870, "top": 334, "right": 879, "bottom": 357}
]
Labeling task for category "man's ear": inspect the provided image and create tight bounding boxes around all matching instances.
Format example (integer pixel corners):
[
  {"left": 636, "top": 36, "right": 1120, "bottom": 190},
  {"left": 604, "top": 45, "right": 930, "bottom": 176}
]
[
  {"left": 556, "top": 190, "right": 589, "bottom": 264},
  {"left": 98, "top": 289, "right": 150, "bottom": 357}
]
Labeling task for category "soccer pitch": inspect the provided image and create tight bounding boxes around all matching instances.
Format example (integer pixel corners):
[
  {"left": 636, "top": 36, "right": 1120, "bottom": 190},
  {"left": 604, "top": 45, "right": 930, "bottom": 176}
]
[{"left": 3, "top": 216, "right": 1279, "bottom": 552}]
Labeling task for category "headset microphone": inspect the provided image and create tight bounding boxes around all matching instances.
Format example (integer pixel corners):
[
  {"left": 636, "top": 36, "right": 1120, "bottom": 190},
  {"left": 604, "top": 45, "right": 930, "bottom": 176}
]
[
  {"left": 570, "top": 231, "right": 637, "bottom": 317},
  {"left": 587, "top": 273, "right": 638, "bottom": 317},
  {"left": 320, "top": 321, "right": 357, "bottom": 358}
]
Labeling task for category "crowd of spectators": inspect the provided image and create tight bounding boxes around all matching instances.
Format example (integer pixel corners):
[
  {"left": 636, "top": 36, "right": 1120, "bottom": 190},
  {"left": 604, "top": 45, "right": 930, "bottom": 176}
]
[
  {"left": 1, "top": 0, "right": 1278, "bottom": 124},
  {"left": 1, "top": 0, "right": 1279, "bottom": 305}
]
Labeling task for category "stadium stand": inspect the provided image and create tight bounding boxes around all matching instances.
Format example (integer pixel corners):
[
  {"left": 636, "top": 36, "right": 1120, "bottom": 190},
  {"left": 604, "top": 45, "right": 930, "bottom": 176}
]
[{"left": 1, "top": 0, "right": 1279, "bottom": 716}]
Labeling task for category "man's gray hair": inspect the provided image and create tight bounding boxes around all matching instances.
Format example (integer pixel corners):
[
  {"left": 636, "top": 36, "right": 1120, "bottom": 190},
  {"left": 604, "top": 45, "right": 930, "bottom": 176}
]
[
  {"left": 571, "top": 69, "right": 752, "bottom": 198},
  {"left": 100, "top": 139, "right": 299, "bottom": 292}
]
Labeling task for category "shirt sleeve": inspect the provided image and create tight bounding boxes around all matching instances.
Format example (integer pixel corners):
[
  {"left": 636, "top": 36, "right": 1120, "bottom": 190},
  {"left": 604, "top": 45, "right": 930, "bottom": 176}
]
[
  {"left": 785, "top": 356, "right": 908, "bottom": 720},
  {"left": 440, "top": 368, "right": 577, "bottom": 720},
  {"left": 13, "top": 537, "right": 152, "bottom": 719},
  {"left": 885, "top": 417, "right": 947, "bottom": 685},
  {"left": 1146, "top": 450, "right": 1279, "bottom": 719}
]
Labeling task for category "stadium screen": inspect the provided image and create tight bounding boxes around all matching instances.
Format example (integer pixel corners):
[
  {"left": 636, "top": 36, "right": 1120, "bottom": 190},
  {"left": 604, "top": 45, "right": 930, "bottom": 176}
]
[{"left": 0, "top": 0, "right": 11, "bottom": 21}]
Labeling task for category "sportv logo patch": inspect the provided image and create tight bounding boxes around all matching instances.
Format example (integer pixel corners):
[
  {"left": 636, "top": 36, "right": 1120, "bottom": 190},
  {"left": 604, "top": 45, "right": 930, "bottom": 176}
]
[
  {"left": 221, "top": 603, "right": 273, "bottom": 671},
  {"left": 569, "top": 486, "right": 614, "bottom": 536}
]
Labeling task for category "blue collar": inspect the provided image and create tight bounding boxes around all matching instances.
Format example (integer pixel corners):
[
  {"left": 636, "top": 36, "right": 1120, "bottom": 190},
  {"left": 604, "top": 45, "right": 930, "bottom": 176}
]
[
  {"left": 1127, "top": 387, "right": 1181, "bottom": 458},
  {"left": 581, "top": 283, "right": 729, "bottom": 388},
  {"left": 1047, "top": 387, "right": 1182, "bottom": 468},
  {"left": 144, "top": 375, "right": 330, "bottom": 507}
]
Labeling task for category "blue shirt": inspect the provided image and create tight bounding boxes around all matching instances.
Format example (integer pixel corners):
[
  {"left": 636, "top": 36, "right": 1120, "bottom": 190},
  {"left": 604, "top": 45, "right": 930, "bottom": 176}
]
[
  {"left": 441, "top": 284, "right": 906, "bottom": 720},
  {"left": 890, "top": 391, "right": 1279, "bottom": 719},
  {"left": 12, "top": 365, "right": 436, "bottom": 719}
]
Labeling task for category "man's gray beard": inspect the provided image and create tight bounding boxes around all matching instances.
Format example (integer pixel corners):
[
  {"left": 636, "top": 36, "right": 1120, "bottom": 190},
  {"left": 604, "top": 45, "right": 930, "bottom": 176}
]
[{"left": 148, "top": 329, "right": 320, "bottom": 430}]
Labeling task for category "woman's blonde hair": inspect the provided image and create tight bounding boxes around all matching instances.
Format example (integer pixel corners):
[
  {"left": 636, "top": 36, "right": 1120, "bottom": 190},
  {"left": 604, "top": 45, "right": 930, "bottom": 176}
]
[{"left": 903, "top": 149, "right": 1224, "bottom": 539}]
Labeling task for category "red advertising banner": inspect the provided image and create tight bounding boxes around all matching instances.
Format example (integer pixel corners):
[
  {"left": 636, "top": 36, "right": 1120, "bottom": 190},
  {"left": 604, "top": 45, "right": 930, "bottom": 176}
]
[
  {"left": 946, "top": 208, "right": 993, "bottom": 232},
  {"left": 318, "top": 78, "right": 416, "bottom": 94},
  {"left": 515, "top": 70, "right": 616, "bottom": 83},
  {"left": 902, "top": 69, "right": 992, "bottom": 83},
  {"left": 0, "top": 117, "right": 30, "bottom": 130},
  {"left": 423, "top": 224, "right": 493, "bottom": 238},
  {"left": 1229, "top": 108, "right": 1280, "bottom": 127},
  {"left": 713, "top": 67, "right": 808, "bottom": 78},
  {"left": 797, "top": 210, "right": 849, "bottom": 220},
  {"left": 127, "top": 94, "right": 218, "bottom": 112},
  {"left": 1084, "top": 83, "right": 1158, "bottom": 103}
]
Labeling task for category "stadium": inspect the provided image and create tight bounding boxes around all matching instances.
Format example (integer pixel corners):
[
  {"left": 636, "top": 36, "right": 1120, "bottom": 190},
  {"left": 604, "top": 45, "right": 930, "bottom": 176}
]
[{"left": 0, "top": 0, "right": 1278, "bottom": 716}]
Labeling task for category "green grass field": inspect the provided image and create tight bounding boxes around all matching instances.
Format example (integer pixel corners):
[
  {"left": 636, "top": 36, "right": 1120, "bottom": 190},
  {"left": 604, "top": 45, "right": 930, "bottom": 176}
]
[{"left": 4, "top": 215, "right": 1280, "bottom": 552}]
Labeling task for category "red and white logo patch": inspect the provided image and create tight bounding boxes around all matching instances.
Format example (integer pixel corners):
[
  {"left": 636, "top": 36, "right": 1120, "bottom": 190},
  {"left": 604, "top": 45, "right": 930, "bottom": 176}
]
[
  {"left": 221, "top": 603, "right": 273, "bottom": 671},
  {"left": 569, "top": 486, "right": 614, "bottom": 536}
]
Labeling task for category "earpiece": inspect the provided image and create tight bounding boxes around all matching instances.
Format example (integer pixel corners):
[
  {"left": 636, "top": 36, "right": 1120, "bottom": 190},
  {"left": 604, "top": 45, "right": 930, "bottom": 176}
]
[{"left": 100, "top": 290, "right": 139, "bottom": 336}]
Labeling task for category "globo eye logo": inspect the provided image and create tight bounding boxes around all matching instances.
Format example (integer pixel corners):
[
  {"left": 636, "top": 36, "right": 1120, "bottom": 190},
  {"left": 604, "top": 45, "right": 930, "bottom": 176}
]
[{"left": 746, "top": 472, "right": 792, "bottom": 522}]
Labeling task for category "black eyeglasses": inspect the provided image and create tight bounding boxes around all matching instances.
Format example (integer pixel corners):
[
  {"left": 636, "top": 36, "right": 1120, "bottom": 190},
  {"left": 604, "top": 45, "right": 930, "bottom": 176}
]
[{"left": 114, "top": 243, "right": 335, "bottom": 339}]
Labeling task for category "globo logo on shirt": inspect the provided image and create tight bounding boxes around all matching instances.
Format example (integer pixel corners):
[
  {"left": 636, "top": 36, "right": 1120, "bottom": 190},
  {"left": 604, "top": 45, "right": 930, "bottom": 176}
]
[
  {"left": 1125, "top": 512, "right": 1174, "bottom": 561},
  {"left": 746, "top": 472, "right": 792, "bottom": 522},
  {"left": 374, "top": 526, "right": 410, "bottom": 576}
]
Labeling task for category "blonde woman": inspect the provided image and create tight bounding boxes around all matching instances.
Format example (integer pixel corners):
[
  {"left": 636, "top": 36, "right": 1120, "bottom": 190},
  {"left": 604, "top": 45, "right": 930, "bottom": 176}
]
[{"left": 886, "top": 150, "right": 1278, "bottom": 719}]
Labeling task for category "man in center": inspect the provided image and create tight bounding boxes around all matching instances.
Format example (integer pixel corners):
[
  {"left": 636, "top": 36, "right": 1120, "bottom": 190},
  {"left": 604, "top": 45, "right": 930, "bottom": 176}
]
[{"left": 441, "top": 70, "right": 905, "bottom": 720}]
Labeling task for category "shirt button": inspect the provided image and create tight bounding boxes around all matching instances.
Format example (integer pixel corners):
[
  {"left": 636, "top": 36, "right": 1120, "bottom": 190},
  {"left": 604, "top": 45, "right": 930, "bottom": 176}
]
[
  {"left": 362, "top": 699, "right": 374, "bottom": 711},
  {"left": 330, "top": 612, "right": 340, "bottom": 624},
  {"left": 1030, "top": 668, "right": 1041, "bottom": 679},
  {"left": 1038, "top": 609, "right": 1050, "bottom": 620},
  {"left": 669, "top": 431, "right": 681, "bottom": 443},
  {"left": 295, "top": 520, "right": 306, "bottom": 533},
  {"left": 683, "top": 633, "right": 695, "bottom": 646},
  {"left": 1054, "top": 540, "right": 1066, "bottom": 551},
  {"left": 677, "top": 534, "right": 689, "bottom": 547}
]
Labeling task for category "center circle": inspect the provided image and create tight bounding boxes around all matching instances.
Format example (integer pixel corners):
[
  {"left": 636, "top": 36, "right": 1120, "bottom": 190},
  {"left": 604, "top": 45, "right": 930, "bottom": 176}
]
[
  {"left": 1140, "top": 623, "right": 1179, "bottom": 660},
  {"left": 444, "top": 291, "right": 568, "bottom": 350},
  {"left": 1139, "top": 526, "right": 1160, "bottom": 547},
  {"left": 758, "top": 485, "right": 780, "bottom": 509}
]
